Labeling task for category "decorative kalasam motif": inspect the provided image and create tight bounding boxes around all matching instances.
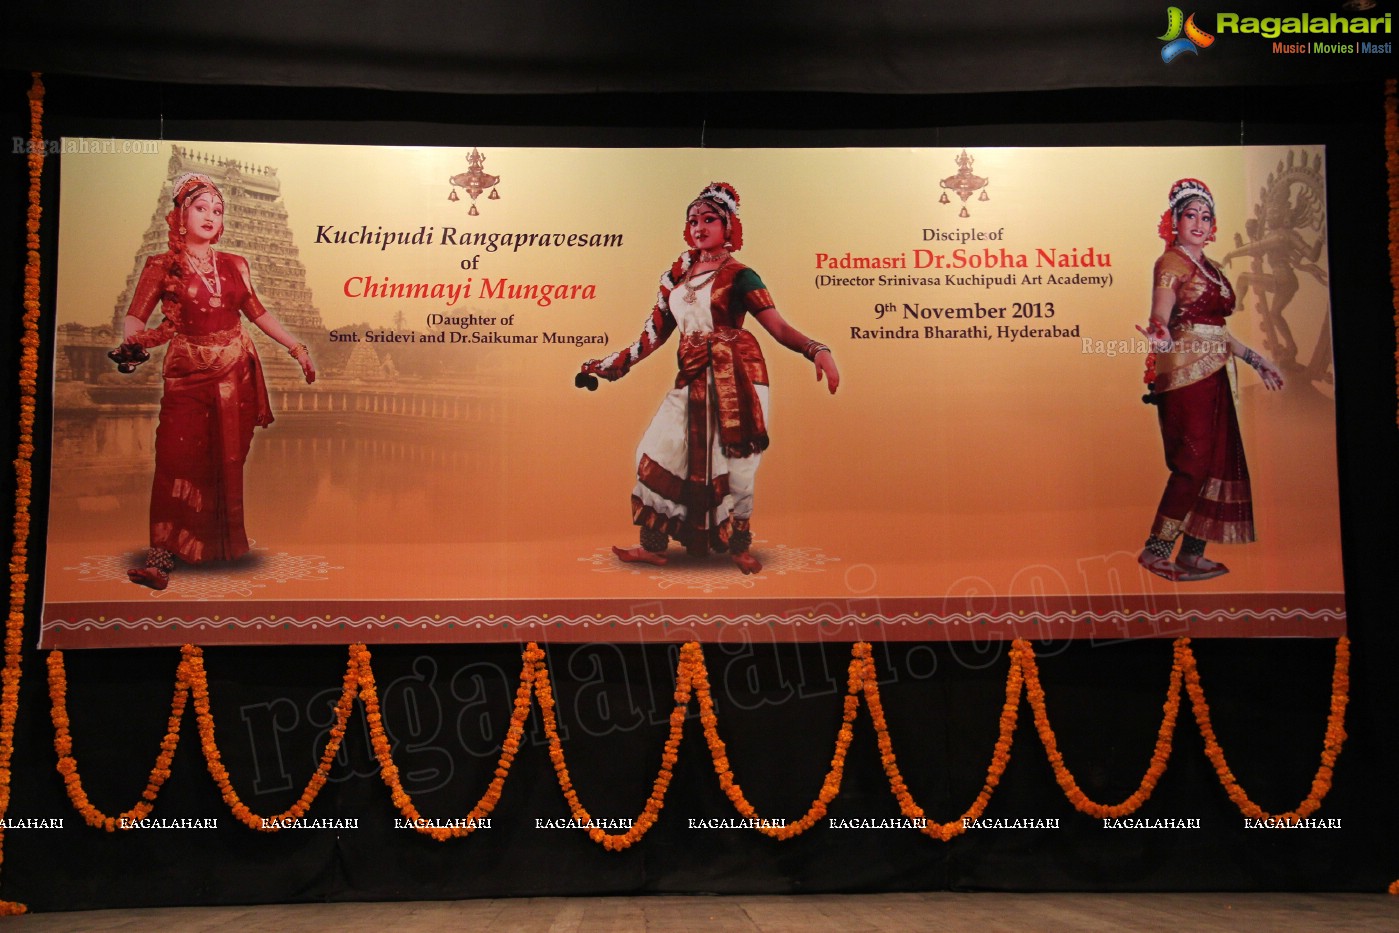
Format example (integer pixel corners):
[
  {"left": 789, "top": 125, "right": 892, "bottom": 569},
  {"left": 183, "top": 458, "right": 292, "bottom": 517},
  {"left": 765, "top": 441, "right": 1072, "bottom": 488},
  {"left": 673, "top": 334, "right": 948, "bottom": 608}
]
[
  {"left": 1221, "top": 149, "right": 1331, "bottom": 383},
  {"left": 939, "top": 149, "right": 990, "bottom": 218},
  {"left": 448, "top": 147, "right": 501, "bottom": 215}
]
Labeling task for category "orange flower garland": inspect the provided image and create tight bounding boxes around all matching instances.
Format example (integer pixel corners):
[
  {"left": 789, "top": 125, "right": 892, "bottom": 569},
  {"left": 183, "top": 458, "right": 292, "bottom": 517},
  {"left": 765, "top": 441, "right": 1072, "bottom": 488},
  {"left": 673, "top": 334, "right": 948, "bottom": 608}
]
[
  {"left": 41, "top": 633, "right": 1354, "bottom": 886},
  {"left": 0, "top": 72, "right": 49, "bottom": 916},
  {"left": 1020, "top": 638, "right": 1183, "bottom": 818},
  {"left": 863, "top": 640, "right": 1023, "bottom": 841},
  {"left": 360, "top": 643, "right": 533, "bottom": 840},
  {"left": 189, "top": 646, "right": 359, "bottom": 829},
  {"left": 1181, "top": 637, "right": 1349, "bottom": 822},
  {"left": 49, "top": 646, "right": 364, "bottom": 832},
  {"left": 49, "top": 649, "right": 192, "bottom": 831},
  {"left": 532, "top": 641, "right": 697, "bottom": 849},
  {"left": 689, "top": 641, "right": 864, "bottom": 840}
]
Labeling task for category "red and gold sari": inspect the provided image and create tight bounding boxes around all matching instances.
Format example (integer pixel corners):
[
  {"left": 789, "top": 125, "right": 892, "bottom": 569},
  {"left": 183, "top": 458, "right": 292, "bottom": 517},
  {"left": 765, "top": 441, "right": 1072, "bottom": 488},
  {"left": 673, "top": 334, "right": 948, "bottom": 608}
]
[
  {"left": 128, "top": 253, "right": 274, "bottom": 563},
  {"left": 1149, "top": 248, "right": 1254, "bottom": 544}
]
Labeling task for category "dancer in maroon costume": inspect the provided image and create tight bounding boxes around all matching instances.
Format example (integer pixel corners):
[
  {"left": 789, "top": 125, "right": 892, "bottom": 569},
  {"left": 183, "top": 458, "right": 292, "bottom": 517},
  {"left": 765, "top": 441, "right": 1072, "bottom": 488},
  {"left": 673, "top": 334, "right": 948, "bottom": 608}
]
[
  {"left": 1136, "top": 178, "right": 1284, "bottom": 582},
  {"left": 112, "top": 172, "right": 315, "bottom": 589}
]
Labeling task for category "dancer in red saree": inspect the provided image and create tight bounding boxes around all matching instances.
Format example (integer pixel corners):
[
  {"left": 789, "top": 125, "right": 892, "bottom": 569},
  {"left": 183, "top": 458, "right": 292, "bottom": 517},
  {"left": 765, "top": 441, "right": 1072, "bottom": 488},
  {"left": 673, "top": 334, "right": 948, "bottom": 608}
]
[
  {"left": 578, "top": 182, "right": 838, "bottom": 574},
  {"left": 1137, "top": 178, "right": 1284, "bottom": 582},
  {"left": 111, "top": 172, "right": 315, "bottom": 589}
]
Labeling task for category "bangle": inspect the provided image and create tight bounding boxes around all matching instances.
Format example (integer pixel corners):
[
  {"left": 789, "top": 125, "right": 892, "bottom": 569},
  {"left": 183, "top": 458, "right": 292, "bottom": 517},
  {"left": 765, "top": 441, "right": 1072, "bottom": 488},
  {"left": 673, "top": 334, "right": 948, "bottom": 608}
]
[
  {"left": 287, "top": 343, "right": 309, "bottom": 358},
  {"left": 1242, "top": 348, "right": 1260, "bottom": 368},
  {"left": 802, "top": 339, "right": 831, "bottom": 362}
]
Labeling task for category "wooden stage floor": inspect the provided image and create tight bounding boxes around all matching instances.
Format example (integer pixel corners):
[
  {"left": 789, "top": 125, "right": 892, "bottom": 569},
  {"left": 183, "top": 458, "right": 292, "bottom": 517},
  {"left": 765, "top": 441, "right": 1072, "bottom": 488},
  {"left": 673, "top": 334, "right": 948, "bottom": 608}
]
[{"left": 4, "top": 892, "right": 1395, "bottom": 931}]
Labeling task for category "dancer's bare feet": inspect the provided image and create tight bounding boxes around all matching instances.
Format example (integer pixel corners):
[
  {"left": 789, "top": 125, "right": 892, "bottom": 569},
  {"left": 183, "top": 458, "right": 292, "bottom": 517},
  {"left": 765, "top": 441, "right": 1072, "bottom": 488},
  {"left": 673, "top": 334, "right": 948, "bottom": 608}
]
[
  {"left": 127, "top": 567, "right": 169, "bottom": 590},
  {"left": 613, "top": 545, "right": 668, "bottom": 566},
  {"left": 731, "top": 551, "right": 762, "bottom": 575}
]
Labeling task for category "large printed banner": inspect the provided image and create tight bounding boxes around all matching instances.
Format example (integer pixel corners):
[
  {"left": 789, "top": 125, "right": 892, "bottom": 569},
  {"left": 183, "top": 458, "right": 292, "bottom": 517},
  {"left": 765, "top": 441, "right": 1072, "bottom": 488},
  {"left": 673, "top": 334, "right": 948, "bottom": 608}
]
[{"left": 40, "top": 142, "right": 1344, "bottom": 647}]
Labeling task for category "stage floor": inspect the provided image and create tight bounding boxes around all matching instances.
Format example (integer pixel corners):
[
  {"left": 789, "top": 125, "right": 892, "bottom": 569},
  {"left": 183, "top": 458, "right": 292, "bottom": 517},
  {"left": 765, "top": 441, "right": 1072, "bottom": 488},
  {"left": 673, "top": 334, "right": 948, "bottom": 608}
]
[{"left": 3, "top": 892, "right": 1394, "bottom": 931}]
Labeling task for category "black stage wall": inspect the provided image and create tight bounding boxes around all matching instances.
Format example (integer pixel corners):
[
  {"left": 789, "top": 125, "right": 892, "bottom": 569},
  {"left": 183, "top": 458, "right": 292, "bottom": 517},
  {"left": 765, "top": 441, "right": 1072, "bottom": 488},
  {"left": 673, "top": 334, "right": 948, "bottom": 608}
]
[{"left": 0, "top": 7, "right": 1396, "bottom": 909}]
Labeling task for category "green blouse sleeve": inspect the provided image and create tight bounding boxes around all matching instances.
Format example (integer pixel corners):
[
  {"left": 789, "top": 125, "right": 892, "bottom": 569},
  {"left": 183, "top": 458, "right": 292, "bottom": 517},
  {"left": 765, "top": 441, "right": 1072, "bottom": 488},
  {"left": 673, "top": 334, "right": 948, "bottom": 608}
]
[{"left": 733, "top": 267, "right": 774, "bottom": 313}]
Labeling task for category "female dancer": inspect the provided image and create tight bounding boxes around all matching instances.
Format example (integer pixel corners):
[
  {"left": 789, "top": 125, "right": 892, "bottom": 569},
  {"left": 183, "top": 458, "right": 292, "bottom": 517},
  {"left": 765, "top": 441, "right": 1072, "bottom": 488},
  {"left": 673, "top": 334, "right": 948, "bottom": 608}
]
[
  {"left": 112, "top": 172, "right": 315, "bottom": 589},
  {"left": 579, "top": 182, "right": 838, "bottom": 574},
  {"left": 1137, "top": 178, "right": 1283, "bottom": 582}
]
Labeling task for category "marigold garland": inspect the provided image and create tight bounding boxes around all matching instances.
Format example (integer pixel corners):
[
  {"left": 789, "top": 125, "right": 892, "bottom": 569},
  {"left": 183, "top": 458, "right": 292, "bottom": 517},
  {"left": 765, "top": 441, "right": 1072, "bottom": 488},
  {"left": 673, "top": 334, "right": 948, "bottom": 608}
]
[
  {"left": 49, "top": 649, "right": 191, "bottom": 831},
  {"left": 189, "top": 646, "right": 359, "bottom": 829},
  {"left": 1020, "top": 638, "right": 1183, "bottom": 818},
  {"left": 0, "top": 72, "right": 47, "bottom": 916},
  {"left": 48, "top": 646, "right": 362, "bottom": 832},
  {"left": 44, "top": 634, "right": 1353, "bottom": 868},
  {"left": 689, "top": 641, "right": 863, "bottom": 840},
  {"left": 531, "top": 642, "right": 697, "bottom": 849},
  {"left": 1180, "top": 637, "right": 1349, "bottom": 822},
  {"left": 863, "top": 640, "right": 1023, "bottom": 841},
  {"left": 360, "top": 643, "right": 534, "bottom": 841}
]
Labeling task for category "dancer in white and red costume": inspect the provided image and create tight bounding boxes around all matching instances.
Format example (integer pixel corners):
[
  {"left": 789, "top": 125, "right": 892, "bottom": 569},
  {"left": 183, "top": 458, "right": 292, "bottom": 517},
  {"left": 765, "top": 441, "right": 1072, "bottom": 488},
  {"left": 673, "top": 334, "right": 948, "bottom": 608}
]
[{"left": 579, "top": 182, "right": 839, "bottom": 574}]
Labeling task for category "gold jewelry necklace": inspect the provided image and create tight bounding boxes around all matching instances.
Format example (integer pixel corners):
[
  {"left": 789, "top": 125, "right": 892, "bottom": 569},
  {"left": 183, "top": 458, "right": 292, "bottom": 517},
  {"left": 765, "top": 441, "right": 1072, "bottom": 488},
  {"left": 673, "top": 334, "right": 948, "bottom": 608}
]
[
  {"left": 189, "top": 249, "right": 223, "bottom": 308},
  {"left": 682, "top": 255, "right": 729, "bottom": 304},
  {"left": 1177, "top": 245, "right": 1230, "bottom": 299},
  {"left": 187, "top": 251, "right": 214, "bottom": 274}
]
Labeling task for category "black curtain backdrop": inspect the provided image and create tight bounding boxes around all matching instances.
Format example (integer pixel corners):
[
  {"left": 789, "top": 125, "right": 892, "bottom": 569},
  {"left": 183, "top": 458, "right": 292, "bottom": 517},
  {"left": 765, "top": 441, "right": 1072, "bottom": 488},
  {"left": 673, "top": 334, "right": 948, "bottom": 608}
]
[
  {"left": 0, "top": 3, "right": 1396, "bottom": 909},
  {"left": 2, "top": 1, "right": 1394, "bottom": 95}
]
